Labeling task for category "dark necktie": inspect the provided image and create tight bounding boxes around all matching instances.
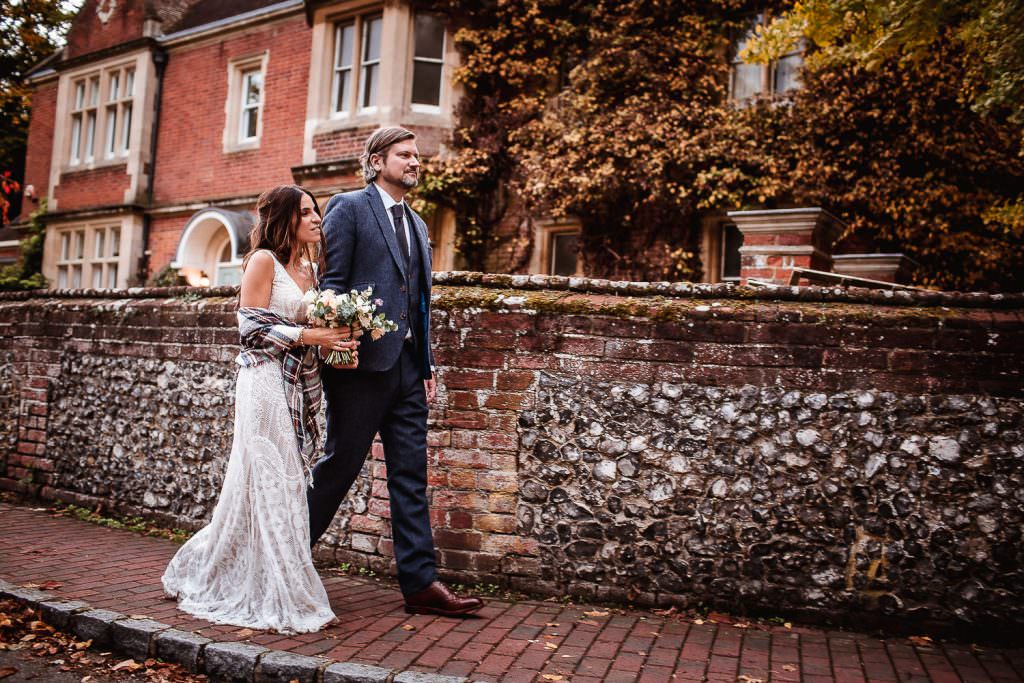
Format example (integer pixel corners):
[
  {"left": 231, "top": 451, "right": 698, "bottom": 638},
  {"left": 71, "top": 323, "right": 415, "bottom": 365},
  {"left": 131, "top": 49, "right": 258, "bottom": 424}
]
[{"left": 390, "top": 204, "right": 410, "bottom": 272}]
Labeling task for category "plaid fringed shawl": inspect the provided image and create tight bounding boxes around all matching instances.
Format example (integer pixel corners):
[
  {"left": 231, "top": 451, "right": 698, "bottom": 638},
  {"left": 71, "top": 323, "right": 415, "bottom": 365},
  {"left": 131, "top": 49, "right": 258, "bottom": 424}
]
[{"left": 236, "top": 306, "right": 321, "bottom": 485}]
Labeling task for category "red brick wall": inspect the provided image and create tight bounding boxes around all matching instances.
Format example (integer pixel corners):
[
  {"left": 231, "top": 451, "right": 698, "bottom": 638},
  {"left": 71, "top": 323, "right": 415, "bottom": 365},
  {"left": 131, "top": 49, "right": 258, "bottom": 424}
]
[
  {"left": 312, "top": 124, "right": 447, "bottom": 163},
  {"left": 147, "top": 213, "right": 190, "bottom": 275},
  {"left": 53, "top": 164, "right": 131, "bottom": 209},
  {"left": 19, "top": 82, "right": 58, "bottom": 221},
  {"left": 64, "top": 0, "right": 149, "bottom": 61},
  {"left": 153, "top": 16, "right": 310, "bottom": 204}
]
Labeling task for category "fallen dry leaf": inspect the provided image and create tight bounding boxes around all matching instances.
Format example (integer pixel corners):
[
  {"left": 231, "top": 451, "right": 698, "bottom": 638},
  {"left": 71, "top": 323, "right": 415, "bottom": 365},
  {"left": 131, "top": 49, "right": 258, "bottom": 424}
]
[
  {"left": 653, "top": 606, "right": 678, "bottom": 616},
  {"left": 111, "top": 658, "right": 142, "bottom": 672},
  {"left": 544, "top": 642, "right": 559, "bottom": 651},
  {"left": 577, "top": 619, "right": 601, "bottom": 627},
  {"left": 235, "top": 628, "right": 255, "bottom": 638},
  {"left": 19, "top": 634, "right": 36, "bottom": 642},
  {"left": 908, "top": 635, "right": 933, "bottom": 647},
  {"left": 128, "top": 615, "right": 150, "bottom": 620},
  {"left": 733, "top": 622, "right": 751, "bottom": 629},
  {"left": 0, "top": 667, "right": 17, "bottom": 679},
  {"left": 737, "top": 676, "right": 764, "bottom": 683},
  {"left": 782, "top": 664, "right": 797, "bottom": 672},
  {"left": 583, "top": 610, "right": 609, "bottom": 617},
  {"left": 784, "top": 622, "right": 792, "bottom": 629},
  {"left": 545, "top": 623, "right": 560, "bottom": 627},
  {"left": 541, "top": 675, "right": 563, "bottom": 681},
  {"left": 401, "top": 624, "right": 416, "bottom": 631},
  {"left": 692, "top": 619, "right": 704, "bottom": 625}
]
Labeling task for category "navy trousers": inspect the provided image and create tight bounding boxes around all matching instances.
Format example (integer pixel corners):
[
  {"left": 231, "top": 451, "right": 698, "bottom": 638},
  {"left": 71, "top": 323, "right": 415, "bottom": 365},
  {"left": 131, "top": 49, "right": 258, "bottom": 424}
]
[{"left": 308, "top": 341, "right": 437, "bottom": 596}]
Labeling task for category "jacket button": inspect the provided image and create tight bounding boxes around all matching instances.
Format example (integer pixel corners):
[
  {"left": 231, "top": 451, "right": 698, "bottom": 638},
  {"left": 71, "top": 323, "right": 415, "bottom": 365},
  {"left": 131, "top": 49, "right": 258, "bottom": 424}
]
[
  {"left": 400, "top": 312, "right": 407, "bottom": 319},
  {"left": 400, "top": 285, "right": 407, "bottom": 293}
]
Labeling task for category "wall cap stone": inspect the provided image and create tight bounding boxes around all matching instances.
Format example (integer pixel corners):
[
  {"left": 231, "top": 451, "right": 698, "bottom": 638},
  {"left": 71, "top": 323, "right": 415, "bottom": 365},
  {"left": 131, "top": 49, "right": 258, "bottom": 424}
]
[{"left": 2, "top": 272, "right": 1020, "bottom": 308}]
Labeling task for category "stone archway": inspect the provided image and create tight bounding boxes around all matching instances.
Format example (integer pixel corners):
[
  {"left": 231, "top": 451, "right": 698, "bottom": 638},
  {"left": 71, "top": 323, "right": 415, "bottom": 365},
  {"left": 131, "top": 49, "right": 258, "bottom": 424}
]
[{"left": 171, "top": 208, "right": 253, "bottom": 286}]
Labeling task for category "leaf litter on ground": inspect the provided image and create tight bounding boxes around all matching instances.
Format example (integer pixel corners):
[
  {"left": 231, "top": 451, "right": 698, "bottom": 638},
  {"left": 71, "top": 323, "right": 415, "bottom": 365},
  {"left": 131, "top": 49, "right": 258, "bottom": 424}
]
[{"left": 0, "top": 598, "right": 205, "bottom": 682}]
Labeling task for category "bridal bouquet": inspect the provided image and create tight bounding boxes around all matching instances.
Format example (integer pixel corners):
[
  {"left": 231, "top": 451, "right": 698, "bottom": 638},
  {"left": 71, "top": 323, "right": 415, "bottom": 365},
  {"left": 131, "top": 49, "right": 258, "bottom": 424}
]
[{"left": 303, "top": 287, "right": 399, "bottom": 365}]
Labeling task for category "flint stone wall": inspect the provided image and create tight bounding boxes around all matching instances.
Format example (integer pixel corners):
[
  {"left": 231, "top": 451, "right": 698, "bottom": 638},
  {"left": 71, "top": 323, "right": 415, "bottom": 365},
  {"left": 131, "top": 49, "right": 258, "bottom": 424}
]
[{"left": 1, "top": 275, "right": 1022, "bottom": 636}]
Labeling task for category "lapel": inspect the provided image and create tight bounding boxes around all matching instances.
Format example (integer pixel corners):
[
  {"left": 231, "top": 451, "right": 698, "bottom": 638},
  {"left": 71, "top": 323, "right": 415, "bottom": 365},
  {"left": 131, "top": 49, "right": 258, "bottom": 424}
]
[{"left": 363, "top": 184, "right": 406, "bottom": 279}]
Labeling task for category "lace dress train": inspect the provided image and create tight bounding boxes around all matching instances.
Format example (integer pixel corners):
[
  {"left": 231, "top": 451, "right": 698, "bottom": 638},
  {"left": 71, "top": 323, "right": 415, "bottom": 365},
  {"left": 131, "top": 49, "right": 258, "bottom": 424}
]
[{"left": 162, "top": 254, "right": 334, "bottom": 634}]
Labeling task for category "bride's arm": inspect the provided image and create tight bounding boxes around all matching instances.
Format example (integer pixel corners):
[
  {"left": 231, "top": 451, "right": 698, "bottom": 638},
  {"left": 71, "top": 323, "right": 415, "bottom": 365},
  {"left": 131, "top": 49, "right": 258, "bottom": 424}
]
[{"left": 238, "top": 251, "right": 303, "bottom": 346}]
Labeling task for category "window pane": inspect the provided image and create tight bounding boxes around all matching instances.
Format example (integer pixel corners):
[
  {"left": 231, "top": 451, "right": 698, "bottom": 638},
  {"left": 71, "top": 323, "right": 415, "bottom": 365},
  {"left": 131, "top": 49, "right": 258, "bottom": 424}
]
[
  {"left": 89, "top": 77, "right": 100, "bottom": 106},
  {"left": 551, "top": 233, "right": 579, "bottom": 276},
  {"left": 244, "top": 71, "right": 262, "bottom": 106},
  {"left": 412, "top": 61, "right": 443, "bottom": 106},
  {"left": 106, "top": 107, "right": 117, "bottom": 155},
  {"left": 722, "top": 223, "right": 743, "bottom": 280},
  {"left": 334, "top": 70, "right": 351, "bottom": 113},
  {"left": 58, "top": 267, "right": 68, "bottom": 288},
  {"left": 108, "top": 264, "right": 118, "bottom": 288},
  {"left": 244, "top": 108, "right": 258, "bottom": 138},
  {"left": 774, "top": 53, "right": 803, "bottom": 93},
  {"left": 363, "top": 16, "right": 382, "bottom": 62},
  {"left": 414, "top": 13, "right": 444, "bottom": 60},
  {"left": 125, "top": 69, "right": 134, "bottom": 97},
  {"left": 731, "top": 62, "right": 763, "bottom": 100},
  {"left": 60, "top": 233, "right": 70, "bottom": 260},
  {"left": 74, "top": 231, "right": 85, "bottom": 259},
  {"left": 95, "top": 230, "right": 105, "bottom": 258},
  {"left": 74, "top": 82, "right": 85, "bottom": 109},
  {"left": 71, "top": 265, "right": 82, "bottom": 288},
  {"left": 84, "top": 112, "right": 96, "bottom": 158},
  {"left": 70, "top": 116, "right": 82, "bottom": 162},
  {"left": 121, "top": 103, "right": 132, "bottom": 151},
  {"left": 110, "top": 228, "right": 120, "bottom": 257},
  {"left": 361, "top": 63, "right": 379, "bottom": 108},
  {"left": 336, "top": 23, "right": 354, "bottom": 68},
  {"left": 109, "top": 73, "right": 119, "bottom": 101},
  {"left": 93, "top": 266, "right": 103, "bottom": 288}
]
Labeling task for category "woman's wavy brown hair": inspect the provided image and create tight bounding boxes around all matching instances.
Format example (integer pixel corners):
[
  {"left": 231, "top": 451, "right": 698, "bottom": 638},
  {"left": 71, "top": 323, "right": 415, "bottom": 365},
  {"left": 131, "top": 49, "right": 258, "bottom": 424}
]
[{"left": 242, "top": 185, "right": 325, "bottom": 276}]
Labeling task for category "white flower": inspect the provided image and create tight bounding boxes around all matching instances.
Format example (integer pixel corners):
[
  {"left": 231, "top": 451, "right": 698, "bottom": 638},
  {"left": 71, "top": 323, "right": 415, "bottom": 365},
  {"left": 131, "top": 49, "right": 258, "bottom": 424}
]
[{"left": 301, "top": 289, "right": 318, "bottom": 305}]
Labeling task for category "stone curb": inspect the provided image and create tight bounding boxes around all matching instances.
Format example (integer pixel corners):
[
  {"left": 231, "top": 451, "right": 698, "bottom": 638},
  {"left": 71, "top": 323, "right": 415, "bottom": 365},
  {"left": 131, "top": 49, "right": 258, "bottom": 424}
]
[{"left": 0, "top": 584, "right": 481, "bottom": 683}]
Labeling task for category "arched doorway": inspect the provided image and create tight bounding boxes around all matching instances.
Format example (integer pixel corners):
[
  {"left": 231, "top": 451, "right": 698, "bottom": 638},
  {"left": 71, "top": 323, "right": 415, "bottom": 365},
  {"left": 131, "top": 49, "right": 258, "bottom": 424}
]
[{"left": 171, "top": 208, "right": 253, "bottom": 286}]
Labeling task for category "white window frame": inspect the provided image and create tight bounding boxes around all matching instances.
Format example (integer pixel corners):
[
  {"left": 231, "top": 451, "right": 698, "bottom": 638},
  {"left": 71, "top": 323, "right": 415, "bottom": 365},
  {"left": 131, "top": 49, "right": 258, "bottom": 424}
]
[
  {"left": 225, "top": 53, "right": 268, "bottom": 151},
  {"left": 357, "top": 14, "right": 383, "bottom": 113},
  {"left": 56, "top": 224, "right": 122, "bottom": 289},
  {"left": 239, "top": 69, "right": 262, "bottom": 143},
  {"left": 67, "top": 62, "right": 136, "bottom": 168},
  {"left": 55, "top": 228, "right": 86, "bottom": 288},
  {"left": 330, "top": 20, "right": 357, "bottom": 117},
  {"left": 410, "top": 12, "right": 445, "bottom": 114},
  {"left": 728, "top": 13, "right": 804, "bottom": 104}
]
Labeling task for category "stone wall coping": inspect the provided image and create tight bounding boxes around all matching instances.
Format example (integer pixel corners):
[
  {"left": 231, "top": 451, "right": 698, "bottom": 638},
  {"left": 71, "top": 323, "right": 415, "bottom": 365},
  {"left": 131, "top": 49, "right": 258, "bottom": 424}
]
[{"left": 0, "top": 271, "right": 1021, "bottom": 308}]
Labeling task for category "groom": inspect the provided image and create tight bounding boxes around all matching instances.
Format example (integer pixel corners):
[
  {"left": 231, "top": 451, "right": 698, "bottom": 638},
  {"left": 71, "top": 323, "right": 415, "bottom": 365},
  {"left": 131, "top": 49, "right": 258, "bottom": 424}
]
[{"left": 309, "top": 127, "right": 483, "bottom": 617}]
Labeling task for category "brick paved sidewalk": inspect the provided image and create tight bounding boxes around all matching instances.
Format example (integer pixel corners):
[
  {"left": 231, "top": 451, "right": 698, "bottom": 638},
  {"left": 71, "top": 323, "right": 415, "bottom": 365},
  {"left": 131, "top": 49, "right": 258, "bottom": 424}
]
[{"left": 1, "top": 502, "right": 1021, "bottom": 683}]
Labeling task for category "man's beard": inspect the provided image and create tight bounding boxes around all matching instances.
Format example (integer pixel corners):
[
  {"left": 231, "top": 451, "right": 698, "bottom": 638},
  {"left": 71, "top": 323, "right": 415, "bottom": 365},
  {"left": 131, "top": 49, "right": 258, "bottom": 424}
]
[{"left": 400, "top": 173, "right": 419, "bottom": 189}]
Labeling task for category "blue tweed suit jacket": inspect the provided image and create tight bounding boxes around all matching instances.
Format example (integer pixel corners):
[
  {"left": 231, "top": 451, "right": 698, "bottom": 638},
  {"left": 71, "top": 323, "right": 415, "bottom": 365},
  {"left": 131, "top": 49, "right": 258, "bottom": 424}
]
[{"left": 320, "top": 184, "right": 434, "bottom": 377}]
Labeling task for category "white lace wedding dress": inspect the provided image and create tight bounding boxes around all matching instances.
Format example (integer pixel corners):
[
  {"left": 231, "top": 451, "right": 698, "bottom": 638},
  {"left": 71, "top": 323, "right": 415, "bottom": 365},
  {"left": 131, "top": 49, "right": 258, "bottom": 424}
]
[{"left": 162, "top": 252, "right": 334, "bottom": 634}]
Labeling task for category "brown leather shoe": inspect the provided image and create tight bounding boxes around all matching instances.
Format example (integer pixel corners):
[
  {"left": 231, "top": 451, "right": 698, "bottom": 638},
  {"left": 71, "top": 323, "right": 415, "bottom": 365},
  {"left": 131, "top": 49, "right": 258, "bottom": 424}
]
[{"left": 404, "top": 581, "right": 484, "bottom": 617}]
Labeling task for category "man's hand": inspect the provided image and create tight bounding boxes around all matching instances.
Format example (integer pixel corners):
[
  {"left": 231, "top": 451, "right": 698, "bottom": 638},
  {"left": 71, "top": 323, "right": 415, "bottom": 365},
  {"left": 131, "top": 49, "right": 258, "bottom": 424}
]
[{"left": 424, "top": 377, "right": 437, "bottom": 402}]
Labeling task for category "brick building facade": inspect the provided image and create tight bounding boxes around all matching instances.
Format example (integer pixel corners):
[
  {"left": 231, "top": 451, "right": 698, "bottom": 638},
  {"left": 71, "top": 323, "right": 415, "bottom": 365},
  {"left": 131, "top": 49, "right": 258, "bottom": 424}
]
[
  {"left": 19, "top": 0, "right": 462, "bottom": 289},
  {"left": 18, "top": 0, "right": 909, "bottom": 290}
]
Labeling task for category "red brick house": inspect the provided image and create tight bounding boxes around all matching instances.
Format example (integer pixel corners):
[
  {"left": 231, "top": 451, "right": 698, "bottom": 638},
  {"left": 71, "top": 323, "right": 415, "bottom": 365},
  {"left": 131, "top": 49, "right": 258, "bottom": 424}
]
[
  {"left": 20, "top": 0, "right": 460, "bottom": 289},
  {"left": 18, "top": 0, "right": 910, "bottom": 290}
]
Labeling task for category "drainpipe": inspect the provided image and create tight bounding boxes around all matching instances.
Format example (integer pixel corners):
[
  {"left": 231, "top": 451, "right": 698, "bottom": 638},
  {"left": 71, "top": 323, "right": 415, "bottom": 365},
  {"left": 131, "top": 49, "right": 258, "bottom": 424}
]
[{"left": 137, "top": 46, "right": 168, "bottom": 284}]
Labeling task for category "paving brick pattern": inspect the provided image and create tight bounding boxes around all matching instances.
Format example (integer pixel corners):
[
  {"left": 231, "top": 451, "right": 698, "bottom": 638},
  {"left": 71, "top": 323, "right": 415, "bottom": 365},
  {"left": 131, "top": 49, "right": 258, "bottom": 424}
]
[{"left": 1, "top": 503, "right": 1021, "bottom": 682}]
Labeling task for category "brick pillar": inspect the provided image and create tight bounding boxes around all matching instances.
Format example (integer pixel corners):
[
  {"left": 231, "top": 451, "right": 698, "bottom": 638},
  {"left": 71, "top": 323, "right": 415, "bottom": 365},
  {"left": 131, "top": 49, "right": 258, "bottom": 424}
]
[
  {"left": 727, "top": 208, "right": 844, "bottom": 285},
  {"left": 832, "top": 253, "right": 918, "bottom": 284}
]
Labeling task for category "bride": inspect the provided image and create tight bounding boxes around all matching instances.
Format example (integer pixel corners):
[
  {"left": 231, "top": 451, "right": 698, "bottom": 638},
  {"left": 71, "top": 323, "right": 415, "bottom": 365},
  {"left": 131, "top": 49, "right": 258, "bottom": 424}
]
[{"left": 162, "top": 185, "right": 358, "bottom": 633}]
